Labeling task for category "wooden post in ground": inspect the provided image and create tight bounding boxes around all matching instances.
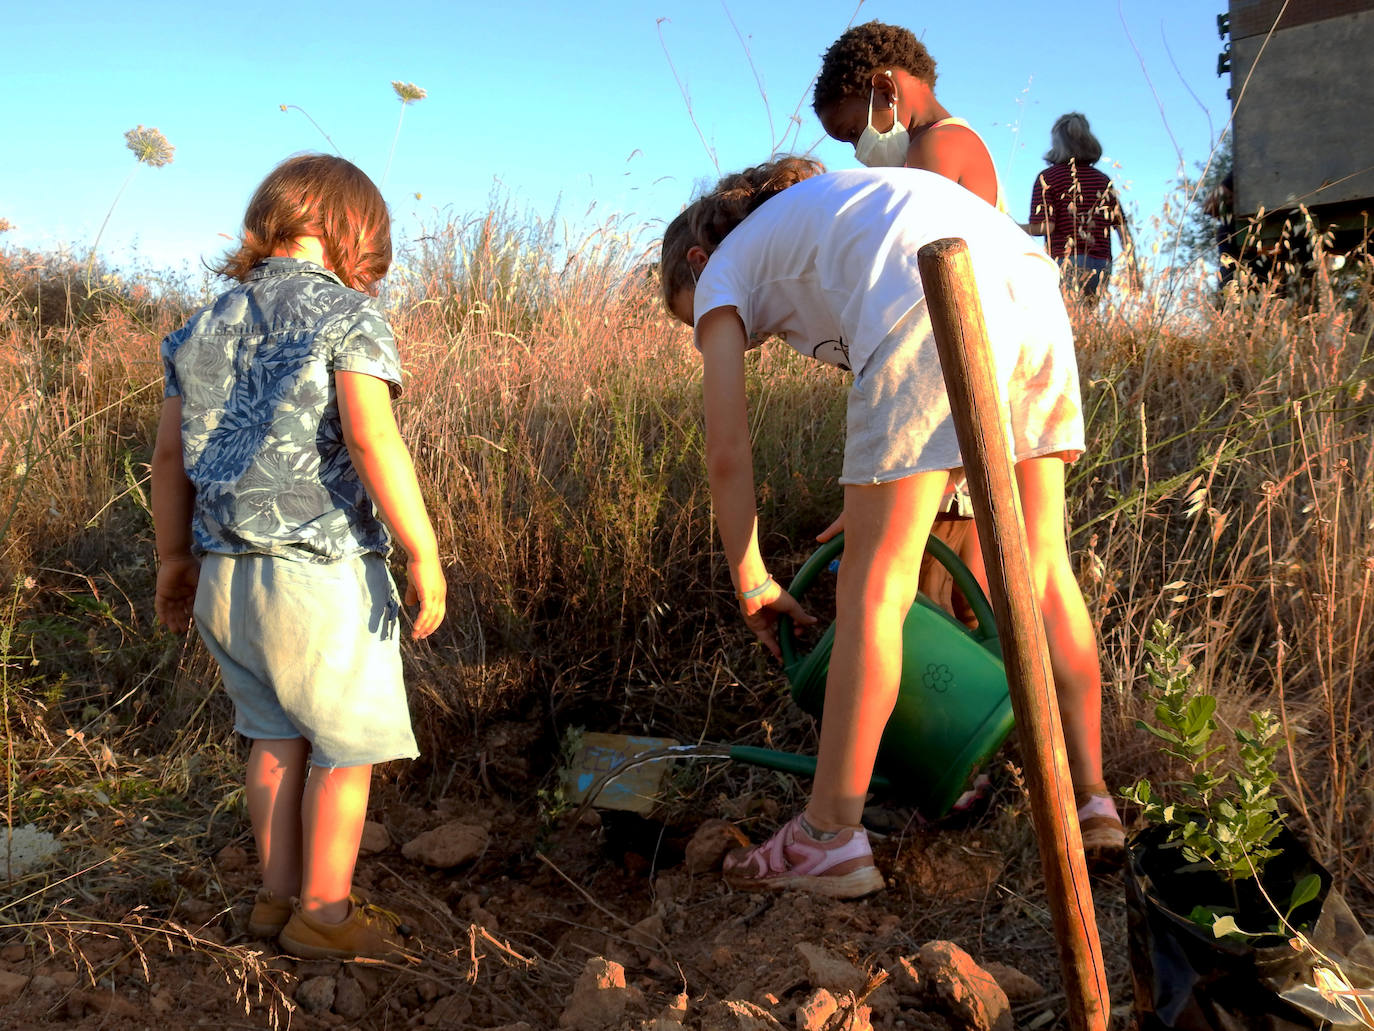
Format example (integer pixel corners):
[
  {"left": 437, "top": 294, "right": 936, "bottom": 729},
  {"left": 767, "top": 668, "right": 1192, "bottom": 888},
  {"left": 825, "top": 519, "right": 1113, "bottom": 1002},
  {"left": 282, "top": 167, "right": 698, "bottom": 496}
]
[{"left": 917, "top": 238, "right": 1109, "bottom": 1031}]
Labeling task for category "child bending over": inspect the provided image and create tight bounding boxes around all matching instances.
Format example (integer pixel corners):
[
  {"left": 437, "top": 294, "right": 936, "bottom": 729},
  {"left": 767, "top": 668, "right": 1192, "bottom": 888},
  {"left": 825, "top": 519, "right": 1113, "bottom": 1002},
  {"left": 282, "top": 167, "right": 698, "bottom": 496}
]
[{"left": 660, "top": 158, "right": 1122, "bottom": 898}]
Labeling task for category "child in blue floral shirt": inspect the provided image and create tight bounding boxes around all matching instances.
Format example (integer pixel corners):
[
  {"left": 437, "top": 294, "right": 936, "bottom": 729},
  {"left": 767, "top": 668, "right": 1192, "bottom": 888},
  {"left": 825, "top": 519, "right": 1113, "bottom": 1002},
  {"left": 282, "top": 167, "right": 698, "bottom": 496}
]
[{"left": 151, "top": 154, "right": 445, "bottom": 959}]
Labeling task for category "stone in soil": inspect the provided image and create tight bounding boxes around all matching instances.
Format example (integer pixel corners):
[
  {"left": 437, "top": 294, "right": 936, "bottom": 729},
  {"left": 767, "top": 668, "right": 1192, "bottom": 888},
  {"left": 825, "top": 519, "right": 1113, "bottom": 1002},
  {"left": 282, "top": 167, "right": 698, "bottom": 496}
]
[
  {"left": 0, "top": 969, "right": 31, "bottom": 1004},
  {"left": 796, "top": 987, "right": 840, "bottom": 1030},
  {"left": 915, "top": 940, "right": 1012, "bottom": 1031},
  {"left": 295, "top": 974, "right": 336, "bottom": 1015},
  {"left": 359, "top": 819, "right": 391, "bottom": 854},
  {"left": 559, "top": 955, "right": 643, "bottom": 1030},
  {"left": 332, "top": 974, "right": 367, "bottom": 1020},
  {"left": 214, "top": 843, "right": 249, "bottom": 871},
  {"left": 402, "top": 820, "right": 489, "bottom": 867},
  {"left": 423, "top": 994, "right": 473, "bottom": 1026},
  {"left": 796, "top": 941, "right": 867, "bottom": 994},
  {"left": 684, "top": 818, "right": 750, "bottom": 874},
  {"left": 981, "top": 961, "right": 1045, "bottom": 1003}
]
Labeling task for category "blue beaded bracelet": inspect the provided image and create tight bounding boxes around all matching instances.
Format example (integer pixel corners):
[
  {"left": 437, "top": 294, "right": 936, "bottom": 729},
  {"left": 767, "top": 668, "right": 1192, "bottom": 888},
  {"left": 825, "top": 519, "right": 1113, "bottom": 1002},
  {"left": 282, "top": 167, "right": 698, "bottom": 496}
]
[{"left": 736, "top": 577, "right": 775, "bottom": 601}]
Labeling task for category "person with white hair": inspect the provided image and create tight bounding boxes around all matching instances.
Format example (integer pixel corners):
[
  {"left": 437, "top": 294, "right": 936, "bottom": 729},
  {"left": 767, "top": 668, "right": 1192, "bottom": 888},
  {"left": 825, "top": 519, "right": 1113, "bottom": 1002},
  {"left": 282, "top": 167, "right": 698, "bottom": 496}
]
[{"left": 1028, "top": 113, "right": 1140, "bottom": 300}]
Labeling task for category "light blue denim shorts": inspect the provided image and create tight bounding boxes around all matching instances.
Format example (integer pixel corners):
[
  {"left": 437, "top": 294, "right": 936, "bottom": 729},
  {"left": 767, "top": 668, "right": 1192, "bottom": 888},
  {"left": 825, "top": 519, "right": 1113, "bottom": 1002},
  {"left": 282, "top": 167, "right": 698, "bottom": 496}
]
[{"left": 193, "top": 552, "right": 419, "bottom": 768}]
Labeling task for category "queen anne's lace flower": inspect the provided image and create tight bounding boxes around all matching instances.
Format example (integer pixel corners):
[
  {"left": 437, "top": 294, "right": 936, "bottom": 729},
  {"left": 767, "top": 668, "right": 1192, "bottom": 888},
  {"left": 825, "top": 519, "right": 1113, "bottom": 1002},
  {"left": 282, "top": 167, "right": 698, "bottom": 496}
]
[
  {"left": 390, "top": 81, "right": 427, "bottom": 103},
  {"left": 124, "top": 125, "right": 175, "bottom": 167}
]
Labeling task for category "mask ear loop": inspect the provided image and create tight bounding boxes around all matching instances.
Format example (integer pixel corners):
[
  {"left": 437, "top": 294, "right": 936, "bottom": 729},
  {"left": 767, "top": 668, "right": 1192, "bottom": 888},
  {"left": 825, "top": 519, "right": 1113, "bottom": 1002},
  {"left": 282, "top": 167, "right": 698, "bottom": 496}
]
[{"left": 867, "top": 70, "right": 901, "bottom": 133}]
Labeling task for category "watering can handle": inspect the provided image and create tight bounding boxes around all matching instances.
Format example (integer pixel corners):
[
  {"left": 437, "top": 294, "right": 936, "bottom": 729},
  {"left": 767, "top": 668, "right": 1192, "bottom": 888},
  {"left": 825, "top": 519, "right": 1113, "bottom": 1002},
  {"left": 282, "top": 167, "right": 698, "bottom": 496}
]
[{"left": 778, "top": 531, "right": 998, "bottom": 670}]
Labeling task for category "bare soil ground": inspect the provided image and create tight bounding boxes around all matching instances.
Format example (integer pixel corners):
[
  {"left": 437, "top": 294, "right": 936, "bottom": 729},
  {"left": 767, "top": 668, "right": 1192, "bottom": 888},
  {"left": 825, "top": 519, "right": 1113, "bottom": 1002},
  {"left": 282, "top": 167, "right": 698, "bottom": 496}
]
[{"left": 1, "top": 738, "right": 1134, "bottom": 1031}]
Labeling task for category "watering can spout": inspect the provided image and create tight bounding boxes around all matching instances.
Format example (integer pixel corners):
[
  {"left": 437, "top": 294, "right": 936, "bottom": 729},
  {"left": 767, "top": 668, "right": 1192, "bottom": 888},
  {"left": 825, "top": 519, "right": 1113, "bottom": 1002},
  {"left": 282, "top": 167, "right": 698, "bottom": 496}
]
[{"left": 778, "top": 531, "right": 1013, "bottom": 819}]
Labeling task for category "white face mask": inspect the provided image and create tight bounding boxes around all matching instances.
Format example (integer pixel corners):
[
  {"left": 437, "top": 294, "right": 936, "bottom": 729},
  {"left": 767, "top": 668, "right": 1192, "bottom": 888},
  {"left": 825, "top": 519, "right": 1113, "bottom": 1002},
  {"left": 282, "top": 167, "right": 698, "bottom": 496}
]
[{"left": 854, "top": 79, "right": 909, "bottom": 168}]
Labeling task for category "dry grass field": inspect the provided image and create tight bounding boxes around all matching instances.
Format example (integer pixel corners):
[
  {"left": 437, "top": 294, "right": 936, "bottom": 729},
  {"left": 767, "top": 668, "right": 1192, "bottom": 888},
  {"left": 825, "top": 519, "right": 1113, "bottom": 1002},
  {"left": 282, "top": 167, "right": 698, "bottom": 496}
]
[{"left": 1, "top": 214, "right": 1370, "bottom": 1027}]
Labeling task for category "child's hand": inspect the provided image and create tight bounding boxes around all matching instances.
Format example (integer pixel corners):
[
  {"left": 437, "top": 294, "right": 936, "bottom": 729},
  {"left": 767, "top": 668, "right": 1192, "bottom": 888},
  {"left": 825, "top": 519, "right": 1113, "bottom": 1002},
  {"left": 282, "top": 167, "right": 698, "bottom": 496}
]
[
  {"left": 740, "top": 581, "right": 816, "bottom": 661},
  {"left": 816, "top": 511, "right": 845, "bottom": 542},
  {"left": 404, "top": 553, "right": 447, "bottom": 640},
  {"left": 155, "top": 556, "right": 200, "bottom": 634}
]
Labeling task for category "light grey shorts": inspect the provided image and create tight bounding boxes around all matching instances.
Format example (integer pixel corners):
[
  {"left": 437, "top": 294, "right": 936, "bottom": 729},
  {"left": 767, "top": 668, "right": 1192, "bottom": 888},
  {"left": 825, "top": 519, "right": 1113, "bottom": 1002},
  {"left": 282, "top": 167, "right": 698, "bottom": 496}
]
[
  {"left": 193, "top": 552, "right": 419, "bottom": 768},
  {"left": 840, "top": 257, "right": 1085, "bottom": 485}
]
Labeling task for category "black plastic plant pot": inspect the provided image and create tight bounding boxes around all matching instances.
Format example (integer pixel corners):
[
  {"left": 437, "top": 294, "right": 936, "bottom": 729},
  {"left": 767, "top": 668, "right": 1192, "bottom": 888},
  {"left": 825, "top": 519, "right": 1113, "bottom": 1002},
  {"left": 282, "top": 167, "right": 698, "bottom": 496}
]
[{"left": 1126, "top": 822, "right": 1374, "bottom": 1030}]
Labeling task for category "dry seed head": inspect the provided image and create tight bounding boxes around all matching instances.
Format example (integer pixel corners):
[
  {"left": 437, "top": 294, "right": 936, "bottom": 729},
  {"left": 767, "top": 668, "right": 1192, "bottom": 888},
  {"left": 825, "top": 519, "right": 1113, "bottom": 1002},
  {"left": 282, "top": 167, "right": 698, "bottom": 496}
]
[
  {"left": 391, "top": 81, "right": 427, "bottom": 103},
  {"left": 124, "top": 125, "right": 174, "bottom": 167}
]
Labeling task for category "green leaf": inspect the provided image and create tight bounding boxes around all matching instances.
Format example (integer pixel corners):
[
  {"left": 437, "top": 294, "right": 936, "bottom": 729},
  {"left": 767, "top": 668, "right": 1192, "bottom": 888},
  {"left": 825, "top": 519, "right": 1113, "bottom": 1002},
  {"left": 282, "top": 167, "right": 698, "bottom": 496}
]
[
  {"left": 1182, "top": 695, "right": 1217, "bottom": 733},
  {"left": 1288, "top": 873, "right": 1321, "bottom": 913},
  {"left": 1210, "top": 915, "right": 1249, "bottom": 939}
]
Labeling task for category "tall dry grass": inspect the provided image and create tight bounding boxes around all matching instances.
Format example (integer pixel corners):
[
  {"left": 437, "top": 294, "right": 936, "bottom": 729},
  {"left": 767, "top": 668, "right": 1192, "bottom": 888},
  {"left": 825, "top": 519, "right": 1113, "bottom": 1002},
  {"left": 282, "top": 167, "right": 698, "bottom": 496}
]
[{"left": 2, "top": 208, "right": 1371, "bottom": 915}]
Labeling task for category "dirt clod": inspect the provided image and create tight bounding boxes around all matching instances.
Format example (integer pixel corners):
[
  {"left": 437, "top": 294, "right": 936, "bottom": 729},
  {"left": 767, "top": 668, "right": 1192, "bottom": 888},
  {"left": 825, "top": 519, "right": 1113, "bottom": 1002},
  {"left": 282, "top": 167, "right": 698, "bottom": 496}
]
[
  {"left": 704, "top": 997, "right": 787, "bottom": 1029},
  {"left": 0, "top": 969, "right": 32, "bottom": 1004},
  {"left": 295, "top": 974, "right": 336, "bottom": 1015},
  {"left": 332, "top": 973, "right": 366, "bottom": 1019},
  {"left": 684, "top": 818, "right": 750, "bottom": 873},
  {"left": 214, "top": 844, "right": 248, "bottom": 871},
  {"left": 560, "top": 955, "right": 642, "bottom": 1030},
  {"left": 359, "top": 820, "right": 391, "bottom": 855},
  {"left": 796, "top": 941, "right": 867, "bottom": 994},
  {"left": 423, "top": 994, "right": 473, "bottom": 1026},
  {"left": 890, "top": 955, "right": 922, "bottom": 996},
  {"left": 796, "top": 987, "right": 839, "bottom": 1030},
  {"left": 981, "top": 960, "right": 1045, "bottom": 1003},
  {"left": 627, "top": 912, "right": 666, "bottom": 957},
  {"left": 401, "top": 820, "right": 489, "bottom": 867},
  {"left": 915, "top": 941, "right": 1011, "bottom": 1031}
]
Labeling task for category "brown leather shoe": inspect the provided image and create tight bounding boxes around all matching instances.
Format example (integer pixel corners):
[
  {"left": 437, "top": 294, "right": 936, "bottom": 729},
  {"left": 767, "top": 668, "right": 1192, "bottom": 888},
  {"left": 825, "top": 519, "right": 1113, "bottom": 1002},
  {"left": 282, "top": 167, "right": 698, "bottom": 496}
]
[
  {"left": 278, "top": 896, "right": 414, "bottom": 961},
  {"left": 246, "top": 888, "right": 293, "bottom": 938}
]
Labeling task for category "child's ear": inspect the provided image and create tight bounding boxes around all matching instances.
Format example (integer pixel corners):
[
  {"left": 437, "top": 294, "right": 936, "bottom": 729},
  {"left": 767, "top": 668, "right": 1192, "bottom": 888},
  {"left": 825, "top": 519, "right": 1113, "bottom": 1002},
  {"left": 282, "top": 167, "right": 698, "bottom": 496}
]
[{"left": 869, "top": 70, "right": 898, "bottom": 105}]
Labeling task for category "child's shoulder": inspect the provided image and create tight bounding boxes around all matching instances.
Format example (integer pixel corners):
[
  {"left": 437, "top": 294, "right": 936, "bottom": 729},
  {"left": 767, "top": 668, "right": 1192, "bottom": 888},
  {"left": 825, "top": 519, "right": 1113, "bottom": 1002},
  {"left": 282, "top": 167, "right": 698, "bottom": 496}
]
[{"left": 234, "top": 264, "right": 387, "bottom": 324}]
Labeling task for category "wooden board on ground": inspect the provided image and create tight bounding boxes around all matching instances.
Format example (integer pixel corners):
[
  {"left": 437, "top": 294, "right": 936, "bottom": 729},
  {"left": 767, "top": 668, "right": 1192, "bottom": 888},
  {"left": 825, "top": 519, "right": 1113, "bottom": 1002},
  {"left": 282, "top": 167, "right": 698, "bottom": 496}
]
[{"left": 563, "top": 732, "right": 680, "bottom": 814}]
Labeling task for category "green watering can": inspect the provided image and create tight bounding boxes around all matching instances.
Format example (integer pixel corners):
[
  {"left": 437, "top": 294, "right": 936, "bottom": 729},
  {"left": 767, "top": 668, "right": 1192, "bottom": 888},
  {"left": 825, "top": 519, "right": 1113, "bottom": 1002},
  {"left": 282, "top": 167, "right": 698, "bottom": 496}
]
[
  {"left": 776, "top": 531, "right": 1014, "bottom": 819},
  {"left": 569, "top": 533, "right": 1014, "bottom": 820}
]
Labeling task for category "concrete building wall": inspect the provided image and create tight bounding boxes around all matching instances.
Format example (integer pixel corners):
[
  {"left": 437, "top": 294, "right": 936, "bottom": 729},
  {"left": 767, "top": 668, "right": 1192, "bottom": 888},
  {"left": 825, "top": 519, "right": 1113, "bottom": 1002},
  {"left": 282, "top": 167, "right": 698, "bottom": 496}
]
[{"left": 1229, "top": 3, "right": 1374, "bottom": 215}]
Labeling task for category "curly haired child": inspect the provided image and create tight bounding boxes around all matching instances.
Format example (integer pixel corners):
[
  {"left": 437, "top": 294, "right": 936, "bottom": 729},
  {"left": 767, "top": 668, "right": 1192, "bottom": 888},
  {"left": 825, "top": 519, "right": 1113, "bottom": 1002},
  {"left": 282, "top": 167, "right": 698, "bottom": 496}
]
[
  {"left": 152, "top": 154, "right": 446, "bottom": 958},
  {"left": 813, "top": 21, "right": 1004, "bottom": 211}
]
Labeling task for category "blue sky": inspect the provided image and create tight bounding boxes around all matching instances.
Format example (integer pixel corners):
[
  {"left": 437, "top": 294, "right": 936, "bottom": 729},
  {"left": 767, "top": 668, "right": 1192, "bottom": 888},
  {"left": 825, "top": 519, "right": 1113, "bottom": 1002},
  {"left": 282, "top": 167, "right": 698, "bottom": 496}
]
[{"left": 1, "top": 1, "right": 1231, "bottom": 278}]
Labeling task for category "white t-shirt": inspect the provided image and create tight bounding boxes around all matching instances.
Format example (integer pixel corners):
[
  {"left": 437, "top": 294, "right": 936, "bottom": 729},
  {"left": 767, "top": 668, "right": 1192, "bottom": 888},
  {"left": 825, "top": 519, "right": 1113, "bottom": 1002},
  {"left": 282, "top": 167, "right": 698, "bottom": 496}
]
[{"left": 692, "top": 168, "right": 1055, "bottom": 378}]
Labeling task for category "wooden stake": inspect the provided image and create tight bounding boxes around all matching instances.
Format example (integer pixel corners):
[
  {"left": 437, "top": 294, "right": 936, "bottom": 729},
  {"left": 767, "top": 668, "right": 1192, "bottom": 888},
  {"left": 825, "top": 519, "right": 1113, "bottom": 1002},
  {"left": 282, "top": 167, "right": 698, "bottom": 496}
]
[{"left": 917, "top": 238, "right": 1109, "bottom": 1031}]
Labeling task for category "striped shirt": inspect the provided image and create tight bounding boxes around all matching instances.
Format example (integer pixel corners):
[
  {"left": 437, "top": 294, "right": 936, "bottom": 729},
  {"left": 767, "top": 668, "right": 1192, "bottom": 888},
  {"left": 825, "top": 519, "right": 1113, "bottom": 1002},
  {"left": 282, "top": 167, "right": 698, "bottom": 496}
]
[{"left": 1029, "top": 161, "right": 1122, "bottom": 261}]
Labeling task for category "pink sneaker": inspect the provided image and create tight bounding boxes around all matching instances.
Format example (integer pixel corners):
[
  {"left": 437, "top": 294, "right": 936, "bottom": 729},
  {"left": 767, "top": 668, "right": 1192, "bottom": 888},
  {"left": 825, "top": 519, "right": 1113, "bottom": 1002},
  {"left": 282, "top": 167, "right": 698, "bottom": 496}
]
[{"left": 722, "top": 813, "right": 885, "bottom": 898}]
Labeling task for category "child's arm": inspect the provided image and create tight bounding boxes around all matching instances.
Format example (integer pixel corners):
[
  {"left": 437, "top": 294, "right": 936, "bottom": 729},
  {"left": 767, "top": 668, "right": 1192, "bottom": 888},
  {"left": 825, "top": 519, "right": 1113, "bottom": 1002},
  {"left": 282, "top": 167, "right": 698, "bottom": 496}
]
[
  {"left": 1112, "top": 192, "right": 1142, "bottom": 292},
  {"left": 1027, "top": 173, "right": 1052, "bottom": 237},
  {"left": 151, "top": 397, "right": 199, "bottom": 634},
  {"left": 697, "top": 307, "right": 814, "bottom": 659},
  {"left": 336, "top": 371, "right": 446, "bottom": 640}
]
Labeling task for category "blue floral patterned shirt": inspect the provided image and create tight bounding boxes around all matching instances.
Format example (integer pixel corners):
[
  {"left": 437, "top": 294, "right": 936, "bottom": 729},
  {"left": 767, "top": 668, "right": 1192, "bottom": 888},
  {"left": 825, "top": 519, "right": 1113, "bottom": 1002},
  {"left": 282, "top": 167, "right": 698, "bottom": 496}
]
[{"left": 161, "top": 258, "right": 401, "bottom": 561}]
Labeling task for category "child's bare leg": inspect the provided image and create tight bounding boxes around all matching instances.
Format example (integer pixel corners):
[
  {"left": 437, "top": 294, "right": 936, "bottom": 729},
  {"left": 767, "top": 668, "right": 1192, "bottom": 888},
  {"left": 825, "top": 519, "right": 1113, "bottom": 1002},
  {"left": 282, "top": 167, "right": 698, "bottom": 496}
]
[
  {"left": 1014, "top": 456, "right": 1103, "bottom": 790},
  {"left": 807, "top": 472, "right": 947, "bottom": 830},
  {"left": 246, "top": 737, "right": 310, "bottom": 899},
  {"left": 300, "top": 763, "right": 372, "bottom": 923}
]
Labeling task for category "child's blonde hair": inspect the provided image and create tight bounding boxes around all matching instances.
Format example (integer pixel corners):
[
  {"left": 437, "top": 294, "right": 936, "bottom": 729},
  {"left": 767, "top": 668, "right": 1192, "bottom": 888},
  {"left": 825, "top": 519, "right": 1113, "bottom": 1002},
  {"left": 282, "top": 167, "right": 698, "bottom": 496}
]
[
  {"left": 659, "top": 156, "right": 825, "bottom": 312},
  {"left": 217, "top": 154, "right": 392, "bottom": 294}
]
